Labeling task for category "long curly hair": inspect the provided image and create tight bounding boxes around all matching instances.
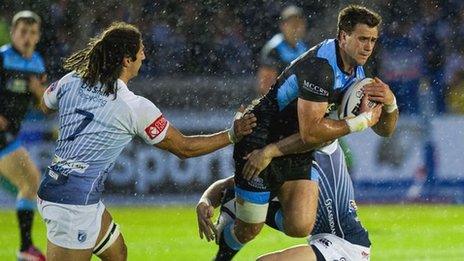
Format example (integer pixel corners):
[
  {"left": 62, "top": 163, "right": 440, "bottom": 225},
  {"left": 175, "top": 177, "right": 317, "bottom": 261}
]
[{"left": 63, "top": 22, "right": 142, "bottom": 96}]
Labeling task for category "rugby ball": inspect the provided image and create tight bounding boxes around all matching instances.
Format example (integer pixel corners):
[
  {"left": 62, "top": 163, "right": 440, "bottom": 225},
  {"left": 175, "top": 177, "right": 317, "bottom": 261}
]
[{"left": 338, "top": 78, "right": 376, "bottom": 119}]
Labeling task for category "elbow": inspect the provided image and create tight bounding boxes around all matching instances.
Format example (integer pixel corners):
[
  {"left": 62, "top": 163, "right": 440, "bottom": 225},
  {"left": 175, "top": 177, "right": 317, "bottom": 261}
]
[
  {"left": 382, "top": 129, "right": 395, "bottom": 138},
  {"left": 374, "top": 126, "right": 396, "bottom": 138},
  {"left": 300, "top": 131, "right": 318, "bottom": 145},
  {"left": 381, "top": 130, "right": 394, "bottom": 138},
  {"left": 172, "top": 146, "right": 196, "bottom": 160},
  {"left": 173, "top": 151, "right": 189, "bottom": 160}
]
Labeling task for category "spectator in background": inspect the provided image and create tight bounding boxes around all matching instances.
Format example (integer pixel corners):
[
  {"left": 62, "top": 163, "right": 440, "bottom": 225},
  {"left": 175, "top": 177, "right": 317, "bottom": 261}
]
[
  {"left": 0, "top": 11, "right": 46, "bottom": 260},
  {"left": 150, "top": 17, "right": 187, "bottom": 75},
  {"left": 257, "top": 5, "right": 308, "bottom": 95},
  {"left": 446, "top": 70, "right": 464, "bottom": 114},
  {"left": 416, "top": 1, "right": 449, "bottom": 114},
  {"left": 211, "top": 7, "right": 252, "bottom": 75},
  {"left": 378, "top": 21, "right": 424, "bottom": 114}
]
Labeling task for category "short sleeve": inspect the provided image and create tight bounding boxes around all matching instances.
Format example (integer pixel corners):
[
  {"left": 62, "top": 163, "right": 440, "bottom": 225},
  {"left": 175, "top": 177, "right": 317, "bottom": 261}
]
[
  {"left": 43, "top": 81, "right": 61, "bottom": 110},
  {"left": 133, "top": 97, "right": 170, "bottom": 145},
  {"left": 297, "top": 58, "right": 334, "bottom": 102}
]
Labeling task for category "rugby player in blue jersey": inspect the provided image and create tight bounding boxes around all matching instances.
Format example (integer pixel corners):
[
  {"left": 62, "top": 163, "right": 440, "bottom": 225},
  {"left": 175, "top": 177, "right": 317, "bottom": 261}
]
[
  {"left": 0, "top": 10, "right": 47, "bottom": 261},
  {"left": 257, "top": 5, "right": 308, "bottom": 95},
  {"left": 199, "top": 5, "right": 398, "bottom": 261},
  {"left": 36, "top": 22, "right": 256, "bottom": 261}
]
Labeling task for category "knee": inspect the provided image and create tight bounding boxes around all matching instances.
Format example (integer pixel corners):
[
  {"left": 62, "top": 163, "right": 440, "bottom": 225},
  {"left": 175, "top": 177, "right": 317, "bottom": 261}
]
[
  {"left": 234, "top": 222, "right": 262, "bottom": 243},
  {"left": 120, "top": 242, "right": 128, "bottom": 260},
  {"left": 100, "top": 241, "right": 127, "bottom": 261},
  {"left": 284, "top": 220, "right": 314, "bottom": 238},
  {"left": 18, "top": 178, "right": 39, "bottom": 198}
]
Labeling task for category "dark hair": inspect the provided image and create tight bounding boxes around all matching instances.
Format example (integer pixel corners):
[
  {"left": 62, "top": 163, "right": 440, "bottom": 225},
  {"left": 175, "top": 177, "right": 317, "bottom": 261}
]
[
  {"left": 63, "top": 22, "right": 141, "bottom": 96},
  {"left": 337, "top": 5, "right": 381, "bottom": 37},
  {"left": 12, "top": 10, "right": 41, "bottom": 28}
]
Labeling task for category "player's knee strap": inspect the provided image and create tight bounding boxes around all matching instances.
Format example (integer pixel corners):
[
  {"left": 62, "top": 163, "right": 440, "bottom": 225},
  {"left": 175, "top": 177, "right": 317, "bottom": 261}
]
[
  {"left": 236, "top": 200, "right": 269, "bottom": 224},
  {"left": 93, "top": 221, "right": 120, "bottom": 256}
]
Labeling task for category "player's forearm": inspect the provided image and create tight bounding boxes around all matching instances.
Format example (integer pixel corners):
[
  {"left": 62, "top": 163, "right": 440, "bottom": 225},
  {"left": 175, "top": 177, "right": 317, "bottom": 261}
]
[
  {"left": 372, "top": 109, "right": 398, "bottom": 137},
  {"left": 180, "top": 131, "right": 231, "bottom": 159},
  {"left": 300, "top": 118, "right": 350, "bottom": 145},
  {"left": 263, "top": 133, "right": 322, "bottom": 158},
  {"left": 199, "top": 176, "right": 235, "bottom": 208}
]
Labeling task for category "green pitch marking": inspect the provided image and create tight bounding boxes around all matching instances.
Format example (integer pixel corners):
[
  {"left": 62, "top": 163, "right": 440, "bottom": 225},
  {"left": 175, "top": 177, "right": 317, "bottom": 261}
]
[{"left": 0, "top": 204, "right": 463, "bottom": 260}]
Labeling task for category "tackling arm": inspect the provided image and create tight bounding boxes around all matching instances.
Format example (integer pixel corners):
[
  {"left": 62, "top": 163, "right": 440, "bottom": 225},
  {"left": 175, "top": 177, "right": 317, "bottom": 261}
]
[
  {"left": 155, "top": 113, "right": 256, "bottom": 159},
  {"left": 198, "top": 176, "right": 235, "bottom": 208}
]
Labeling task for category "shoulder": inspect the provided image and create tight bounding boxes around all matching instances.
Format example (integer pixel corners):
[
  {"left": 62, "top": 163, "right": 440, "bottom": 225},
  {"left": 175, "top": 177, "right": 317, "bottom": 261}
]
[
  {"left": 261, "top": 34, "right": 284, "bottom": 57},
  {"left": 288, "top": 49, "right": 333, "bottom": 82},
  {"left": 48, "top": 72, "right": 80, "bottom": 96},
  {"left": 28, "top": 51, "right": 46, "bottom": 73},
  {"left": 0, "top": 44, "right": 11, "bottom": 54},
  {"left": 116, "top": 85, "right": 160, "bottom": 116},
  {"left": 0, "top": 44, "right": 10, "bottom": 60},
  {"left": 32, "top": 51, "right": 45, "bottom": 65},
  {"left": 59, "top": 72, "right": 81, "bottom": 86}
]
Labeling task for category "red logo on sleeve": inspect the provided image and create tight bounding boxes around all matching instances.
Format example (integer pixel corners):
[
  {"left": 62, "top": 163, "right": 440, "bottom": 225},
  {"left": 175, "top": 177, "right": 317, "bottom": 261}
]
[{"left": 144, "top": 115, "right": 168, "bottom": 139}]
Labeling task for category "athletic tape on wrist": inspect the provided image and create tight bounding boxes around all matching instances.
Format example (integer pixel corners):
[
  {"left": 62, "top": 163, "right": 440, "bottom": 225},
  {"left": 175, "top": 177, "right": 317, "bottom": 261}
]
[
  {"left": 345, "top": 112, "right": 372, "bottom": 133},
  {"left": 384, "top": 95, "right": 398, "bottom": 113},
  {"left": 228, "top": 127, "right": 238, "bottom": 144}
]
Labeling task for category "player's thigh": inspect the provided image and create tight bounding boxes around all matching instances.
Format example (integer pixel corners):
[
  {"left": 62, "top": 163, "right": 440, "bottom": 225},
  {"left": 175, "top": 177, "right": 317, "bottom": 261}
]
[
  {"left": 95, "top": 209, "right": 127, "bottom": 261},
  {"left": 47, "top": 240, "right": 93, "bottom": 261},
  {"left": 0, "top": 147, "right": 40, "bottom": 190},
  {"left": 257, "top": 245, "right": 316, "bottom": 261},
  {"left": 278, "top": 179, "right": 318, "bottom": 227}
]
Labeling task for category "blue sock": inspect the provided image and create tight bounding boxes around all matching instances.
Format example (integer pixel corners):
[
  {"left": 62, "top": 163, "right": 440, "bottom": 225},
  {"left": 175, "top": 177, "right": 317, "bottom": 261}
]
[
  {"left": 274, "top": 208, "right": 284, "bottom": 232},
  {"left": 265, "top": 201, "right": 285, "bottom": 233},
  {"left": 16, "top": 198, "right": 36, "bottom": 211},
  {"left": 223, "top": 223, "right": 243, "bottom": 251}
]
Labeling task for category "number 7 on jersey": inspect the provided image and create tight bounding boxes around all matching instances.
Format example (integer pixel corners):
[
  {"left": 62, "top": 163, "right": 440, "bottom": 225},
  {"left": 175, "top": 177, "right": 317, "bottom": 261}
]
[{"left": 66, "top": 109, "right": 94, "bottom": 141}]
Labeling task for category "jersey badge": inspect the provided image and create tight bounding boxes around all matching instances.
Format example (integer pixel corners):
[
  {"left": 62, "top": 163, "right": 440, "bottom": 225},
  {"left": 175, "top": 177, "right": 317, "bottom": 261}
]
[{"left": 145, "top": 115, "right": 168, "bottom": 139}]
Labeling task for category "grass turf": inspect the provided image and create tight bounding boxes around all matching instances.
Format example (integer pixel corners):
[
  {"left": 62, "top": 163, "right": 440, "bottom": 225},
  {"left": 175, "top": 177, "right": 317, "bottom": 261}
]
[{"left": 1, "top": 204, "right": 464, "bottom": 260}]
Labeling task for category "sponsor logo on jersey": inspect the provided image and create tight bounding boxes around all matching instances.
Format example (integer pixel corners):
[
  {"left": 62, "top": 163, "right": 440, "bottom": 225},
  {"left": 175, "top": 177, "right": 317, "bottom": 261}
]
[
  {"left": 349, "top": 199, "right": 358, "bottom": 213},
  {"left": 77, "top": 230, "right": 87, "bottom": 243},
  {"left": 325, "top": 198, "right": 337, "bottom": 235},
  {"left": 51, "top": 155, "right": 89, "bottom": 174},
  {"left": 318, "top": 238, "right": 332, "bottom": 247},
  {"left": 145, "top": 115, "right": 168, "bottom": 139},
  {"left": 302, "top": 80, "right": 329, "bottom": 97},
  {"left": 248, "top": 177, "right": 266, "bottom": 190},
  {"left": 361, "top": 251, "right": 370, "bottom": 259}
]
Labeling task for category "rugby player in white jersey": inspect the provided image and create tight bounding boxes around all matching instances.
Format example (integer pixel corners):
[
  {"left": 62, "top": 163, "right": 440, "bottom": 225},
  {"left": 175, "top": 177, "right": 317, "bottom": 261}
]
[{"left": 36, "top": 22, "right": 256, "bottom": 261}]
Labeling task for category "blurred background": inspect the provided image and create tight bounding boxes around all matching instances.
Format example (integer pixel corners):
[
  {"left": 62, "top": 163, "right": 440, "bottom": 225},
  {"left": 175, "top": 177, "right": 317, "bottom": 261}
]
[
  {"left": 0, "top": 0, "right": 463, "bottom": 259},
  {"left": 0, "top": 0, "right": 461, "bottom": 203}
]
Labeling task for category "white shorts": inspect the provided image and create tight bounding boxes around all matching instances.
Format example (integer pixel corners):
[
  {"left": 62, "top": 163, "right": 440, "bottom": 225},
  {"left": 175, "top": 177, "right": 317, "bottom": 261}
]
[
  {"left": 37, "top": 197, "right": 105, "bottom": 249},
  {"left": 309, "top": 233, "right": 370, "bottom": 261}
]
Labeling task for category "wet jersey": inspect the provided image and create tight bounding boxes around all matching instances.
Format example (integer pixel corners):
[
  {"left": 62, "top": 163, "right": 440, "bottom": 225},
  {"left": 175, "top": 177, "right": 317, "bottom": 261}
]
[
  {"left": 235, "top": 39, "right": 365, "bottom": 162},
  {"left": 0, "top": 44, "right": 46, "bottom": 147},
  {"left": 38, "top": 72, "right": 170, "bottom": 205},
  {"left": 260, "top": 33, "right": 308, "bottom": 73},
  {"left": 312, "top": 143, "right": 371, "bottom": 247}
]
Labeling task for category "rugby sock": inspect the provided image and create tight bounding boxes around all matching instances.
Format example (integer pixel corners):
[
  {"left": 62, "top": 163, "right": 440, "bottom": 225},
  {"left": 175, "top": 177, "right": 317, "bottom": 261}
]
[
  {"left": 265, "top": 201, "right": 284, "bottom": 233},
  {"left": 215, "top": 223, "right": 243, "bottom": 261},
  {"left": 16, "top": 198, "right": 35, "bottom": 251}
]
